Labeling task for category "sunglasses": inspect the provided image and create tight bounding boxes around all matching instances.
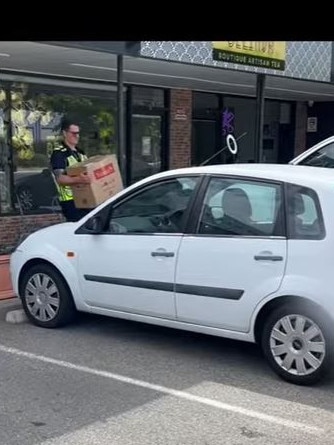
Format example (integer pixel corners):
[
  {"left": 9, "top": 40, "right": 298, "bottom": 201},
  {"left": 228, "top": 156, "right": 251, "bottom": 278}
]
[{"left": 67, "top": 131, "right": 80, "bottom": 136}]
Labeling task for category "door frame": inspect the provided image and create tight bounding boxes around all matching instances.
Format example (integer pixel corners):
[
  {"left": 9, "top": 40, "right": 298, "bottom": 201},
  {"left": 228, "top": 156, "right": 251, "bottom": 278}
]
[{"left": 126, "top": 86, "right": 169, "bottom": 186}]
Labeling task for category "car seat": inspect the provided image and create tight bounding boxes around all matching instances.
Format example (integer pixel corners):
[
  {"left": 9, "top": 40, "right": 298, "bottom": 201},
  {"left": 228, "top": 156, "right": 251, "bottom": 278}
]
[
  {"left": 290, "top": 193, "right": 305, "bottom": 238},
  {"left": 222, "top": 188, "right": 252, "bottom": 223},
  {"left": 219, "top": 187, "right": 253, "bottom": 235}
]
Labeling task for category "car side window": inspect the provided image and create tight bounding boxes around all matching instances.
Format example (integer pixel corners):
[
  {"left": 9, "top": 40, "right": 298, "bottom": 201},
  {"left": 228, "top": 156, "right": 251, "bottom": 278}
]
[
  {"left": 107, "top": 176, "right": 199, "bottom": 234},
  {"left": 197, "top": 177, "right": 283, "bottom": 237},
  {"left": 287, "top": 184, "right": 325, "bottom": 240},
  {"left": 299, "top": 142, "right": 334, "bottom": 168}
]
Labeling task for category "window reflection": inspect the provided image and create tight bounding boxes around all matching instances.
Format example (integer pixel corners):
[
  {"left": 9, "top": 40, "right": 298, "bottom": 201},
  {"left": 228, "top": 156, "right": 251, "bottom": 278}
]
[
  {"left": 109, "top": 177, "right": 199, "bottom": 234},
  {"left": 131, "top": 115, "right": 162, "bottom": 183},
  {"left": 0, "top": 82, "right": 118, "bottom": 214},
  {"left": 198, "top": 177, "right": 283, "bottom": 237},
  {"left": 0, "top": 87, "right": 12, "bottom": 213}
]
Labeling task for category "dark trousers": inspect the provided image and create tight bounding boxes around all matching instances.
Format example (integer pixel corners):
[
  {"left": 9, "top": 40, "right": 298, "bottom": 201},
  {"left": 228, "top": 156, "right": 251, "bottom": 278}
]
[{"left": 60, "top": 200, "right": 92, "bottom": 222}]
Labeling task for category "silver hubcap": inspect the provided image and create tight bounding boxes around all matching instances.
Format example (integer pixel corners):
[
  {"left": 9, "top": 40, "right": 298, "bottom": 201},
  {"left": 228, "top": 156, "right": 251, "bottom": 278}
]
[
  {"left": 19, "top": 189, "right": 33, "bottom": 210},
  {"left": 25, "top": 273, "right": 60, "bottom": 322},
  {"left": 270, "top": 314, "right": 326, "bottom": 376}
]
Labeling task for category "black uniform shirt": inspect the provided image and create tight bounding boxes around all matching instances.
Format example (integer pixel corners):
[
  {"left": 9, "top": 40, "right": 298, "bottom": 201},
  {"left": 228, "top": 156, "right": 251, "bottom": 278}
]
[{"left": 50, "top": 143, "right": 85, "bottom": 172}]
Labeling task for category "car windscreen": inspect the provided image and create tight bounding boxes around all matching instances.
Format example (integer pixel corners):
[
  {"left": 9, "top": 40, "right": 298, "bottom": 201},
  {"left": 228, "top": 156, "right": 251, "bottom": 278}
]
[{"left": 299, "top": 142, "right": 334, "bottom": 168}]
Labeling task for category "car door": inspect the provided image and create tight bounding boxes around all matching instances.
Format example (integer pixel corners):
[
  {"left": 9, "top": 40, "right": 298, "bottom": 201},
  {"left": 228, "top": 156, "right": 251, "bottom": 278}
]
[
  {"left": 75, "top": 175, "right": 200, "bottom": 319},
  {"left": 175, "top": 175, "right": 287, "bottom": 333}
]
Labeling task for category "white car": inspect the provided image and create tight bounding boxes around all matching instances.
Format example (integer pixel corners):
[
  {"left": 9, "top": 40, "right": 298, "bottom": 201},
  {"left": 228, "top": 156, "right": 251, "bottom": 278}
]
[
  {"left": 290, "top": 135, "right": 334, "bottom": 168},
  {"left": 10, "top": 163, "right": 334, "bottom": 386}
]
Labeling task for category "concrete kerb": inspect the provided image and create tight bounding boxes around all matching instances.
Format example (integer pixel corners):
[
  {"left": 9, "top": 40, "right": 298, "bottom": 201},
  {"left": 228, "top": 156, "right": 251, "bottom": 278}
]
[{"left": 0, "top": 297, "right": 27, "bottom": 324}]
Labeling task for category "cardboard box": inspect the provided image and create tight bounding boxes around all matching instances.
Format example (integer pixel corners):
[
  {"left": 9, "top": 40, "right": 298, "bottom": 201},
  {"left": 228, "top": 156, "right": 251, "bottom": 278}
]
[{"left": 67, "top": 154, "right": 123, "bottom": 208}]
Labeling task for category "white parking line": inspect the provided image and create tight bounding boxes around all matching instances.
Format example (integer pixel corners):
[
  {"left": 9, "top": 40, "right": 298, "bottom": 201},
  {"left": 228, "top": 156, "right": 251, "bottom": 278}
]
[{"left": 0, "top": 344, "right": 323, "bottom": 435}]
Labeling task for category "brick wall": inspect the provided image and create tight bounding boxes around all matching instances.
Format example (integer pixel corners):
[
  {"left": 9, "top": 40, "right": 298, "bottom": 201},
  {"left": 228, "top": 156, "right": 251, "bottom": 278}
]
[
  {"left": 169, "top": 89, "right": 192, "bottom": 169},
  {"left": 0, "top": 213, "right": 65, "bottom": 254}
]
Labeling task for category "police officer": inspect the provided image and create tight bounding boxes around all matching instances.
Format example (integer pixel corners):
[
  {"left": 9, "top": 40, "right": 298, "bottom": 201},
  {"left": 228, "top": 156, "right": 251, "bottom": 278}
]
[{"left": 50, "top": 118, "right": 92, "bottom": 222}]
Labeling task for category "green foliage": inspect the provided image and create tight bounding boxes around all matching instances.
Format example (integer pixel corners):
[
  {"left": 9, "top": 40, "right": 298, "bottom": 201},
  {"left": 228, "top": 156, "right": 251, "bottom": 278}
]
[{"left": 6, "top": 83, "right": 118, "bottom": 166}]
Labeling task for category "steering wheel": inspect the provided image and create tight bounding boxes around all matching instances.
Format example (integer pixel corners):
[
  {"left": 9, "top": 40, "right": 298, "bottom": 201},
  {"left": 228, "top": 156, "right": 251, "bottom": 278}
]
[{"left": 150, "top": 209, "right": 184, "bottom": 231}]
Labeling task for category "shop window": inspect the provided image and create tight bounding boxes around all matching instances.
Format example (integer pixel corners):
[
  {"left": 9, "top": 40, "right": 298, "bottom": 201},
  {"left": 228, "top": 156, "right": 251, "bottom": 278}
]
[
  {"left": 223, "top": 96, "right": 257, "bottom": 163},
  {"left": 0, "top": 138, "right": 11, "bottom": 214},
  {"left": 132, "top": 86, "right": 164, "bottom": 109},
  {"left": 0, "top": 87, "right": 12, "bottom": 214},
  {"left": 193, "top": 92, "right": 219, "bottom": 119},
  {"left": 130, "top": 86, "right": 166, "bottom": 184},
  {"left": 0, "top": 81, "right": 119, "bottom": 215},
  {"left": 131, "top": 114, "right": 162, "bottom": 183}
]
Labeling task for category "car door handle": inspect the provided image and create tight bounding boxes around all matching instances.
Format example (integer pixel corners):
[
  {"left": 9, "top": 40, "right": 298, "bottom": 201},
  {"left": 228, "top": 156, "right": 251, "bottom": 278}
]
[
  {"left": 254, "top": 255, "right": 283, "bottom": 261},
  {"left": 151, "top": 251, "right": 175, "bottom": 257}
]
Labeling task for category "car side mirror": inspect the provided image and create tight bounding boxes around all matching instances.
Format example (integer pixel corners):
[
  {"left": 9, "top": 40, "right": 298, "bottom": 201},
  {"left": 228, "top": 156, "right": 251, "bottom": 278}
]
[{"left": 84, "top": 215, "right": 104, "bottom": 234}]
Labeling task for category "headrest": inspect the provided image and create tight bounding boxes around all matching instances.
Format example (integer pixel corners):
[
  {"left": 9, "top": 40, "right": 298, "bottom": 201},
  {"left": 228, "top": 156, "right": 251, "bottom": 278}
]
[
  {"left": 293, "top": 193, "right": 305, "bottom": 215},
  {"left": 222, "top": 187, "right": 252, "bottom": 219}
]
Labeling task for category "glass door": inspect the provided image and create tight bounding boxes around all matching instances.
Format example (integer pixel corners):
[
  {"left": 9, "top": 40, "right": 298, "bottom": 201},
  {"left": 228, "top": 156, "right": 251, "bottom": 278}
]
[
  {"left": 131, "top": 114, "right": 162, "bottom": 184},
  {"left": 192, "top": 119, "right": 218, "bottom": 166}
]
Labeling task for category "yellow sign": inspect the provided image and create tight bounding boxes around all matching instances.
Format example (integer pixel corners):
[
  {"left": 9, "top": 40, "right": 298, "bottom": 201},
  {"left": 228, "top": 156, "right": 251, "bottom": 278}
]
[{"left": 212, "top": 41, "right": 286, "bottom": 71}]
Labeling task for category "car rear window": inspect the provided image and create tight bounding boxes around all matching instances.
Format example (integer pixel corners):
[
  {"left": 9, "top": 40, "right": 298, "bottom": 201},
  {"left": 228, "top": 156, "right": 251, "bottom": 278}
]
[{"left": 286, "top": 184, "right": 325, "bottom": 240}]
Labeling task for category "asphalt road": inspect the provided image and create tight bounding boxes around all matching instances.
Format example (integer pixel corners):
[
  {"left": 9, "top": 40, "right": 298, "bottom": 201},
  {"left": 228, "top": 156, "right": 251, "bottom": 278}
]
[{"left": 1, "top": 303, "right": 334, "bottom": 445}]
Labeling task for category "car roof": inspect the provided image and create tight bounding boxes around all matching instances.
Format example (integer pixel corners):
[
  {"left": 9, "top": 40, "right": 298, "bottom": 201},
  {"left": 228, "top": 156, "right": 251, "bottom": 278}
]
[{"left": 146, "top": 163, "right": 334, "bottom": 191}]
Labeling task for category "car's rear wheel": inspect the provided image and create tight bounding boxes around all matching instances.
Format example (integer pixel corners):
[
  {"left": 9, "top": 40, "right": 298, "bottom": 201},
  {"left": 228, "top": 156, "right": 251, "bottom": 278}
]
[
  {"left": 261, "top": 303, "right": 333, "bottom": 385},
  {"left": 20, "top": 263, "right": 76, "bottom": 328}
]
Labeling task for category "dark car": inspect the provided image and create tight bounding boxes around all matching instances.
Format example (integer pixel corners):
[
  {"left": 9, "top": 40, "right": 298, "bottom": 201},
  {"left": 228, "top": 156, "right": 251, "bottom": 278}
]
[{"left": 14, "top": 169, "right": 59, "bottom": 212}]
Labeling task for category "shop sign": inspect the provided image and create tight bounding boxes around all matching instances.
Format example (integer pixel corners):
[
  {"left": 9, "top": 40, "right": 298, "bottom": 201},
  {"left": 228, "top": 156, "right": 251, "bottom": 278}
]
[
  {"left": 307, "top": 117, "right": 318, "bottom": 132},
  {"left": 212, "top": 41, "right": 286, "bottom": 71},
  {"left": 141, "top": 137, "right": 151, "bottom": 155},
  {"left": 174, "top": 107, "right": 187, "bottom": 121}
]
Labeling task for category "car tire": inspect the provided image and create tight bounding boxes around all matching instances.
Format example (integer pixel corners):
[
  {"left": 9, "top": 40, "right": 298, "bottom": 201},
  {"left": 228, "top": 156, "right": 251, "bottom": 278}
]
[
  {"left": 20, "top": 263, "right": 77, "bottom": 328},
  {"left": 261, "top": 303, "right": 333, "bottom": 385}
]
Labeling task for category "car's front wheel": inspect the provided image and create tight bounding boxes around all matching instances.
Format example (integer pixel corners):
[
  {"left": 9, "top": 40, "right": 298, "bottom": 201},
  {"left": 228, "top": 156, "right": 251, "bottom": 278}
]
[
  {"left": 261, "top": 303, "right": 333, "bottom": 385},
  {"left": 20, "top": 263, "right": 76, "bottom": 328}
]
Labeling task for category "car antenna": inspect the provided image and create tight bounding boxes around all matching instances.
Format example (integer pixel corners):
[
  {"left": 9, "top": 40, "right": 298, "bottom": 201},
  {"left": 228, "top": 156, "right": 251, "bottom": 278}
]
[{"left": 199, "top": 132, "right": 247, "bottom": 166}]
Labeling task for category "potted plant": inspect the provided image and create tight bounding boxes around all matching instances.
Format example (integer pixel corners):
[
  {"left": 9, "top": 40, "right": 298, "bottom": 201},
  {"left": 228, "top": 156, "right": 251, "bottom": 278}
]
[{"left": 0, "top": 254, "right": 14, "bottom": 300}]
